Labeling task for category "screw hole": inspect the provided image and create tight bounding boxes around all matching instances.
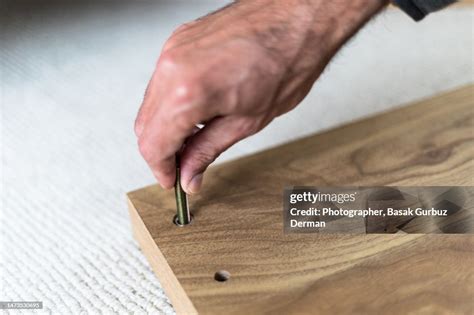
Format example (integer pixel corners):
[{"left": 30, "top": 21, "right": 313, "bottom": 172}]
[
  {"left": 214, "top": 270, "right": 230, "bottom": 282},
  {"left": 173, "top": 214, "right": 193, "bottom": 227}
]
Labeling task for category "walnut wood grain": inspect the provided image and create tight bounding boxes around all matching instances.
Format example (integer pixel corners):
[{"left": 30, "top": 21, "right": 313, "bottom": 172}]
[{"left": 128, "top": 85, "right": 474, "bottom": 315}]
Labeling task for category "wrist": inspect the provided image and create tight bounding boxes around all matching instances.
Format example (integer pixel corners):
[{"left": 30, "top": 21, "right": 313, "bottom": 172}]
[
  {"left": 231, "top": 0, "right": 389, "bottom": 76},
  {"left": 306, "top": 0, "right": 390, "bottom": 56},
  {"left": 247, "top": 0, "right": 390, "bottom": 74}
]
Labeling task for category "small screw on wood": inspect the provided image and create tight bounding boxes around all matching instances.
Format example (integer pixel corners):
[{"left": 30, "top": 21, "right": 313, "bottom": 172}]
[{"left": 174, "top": 155, "right": 192, "bottom": 226}]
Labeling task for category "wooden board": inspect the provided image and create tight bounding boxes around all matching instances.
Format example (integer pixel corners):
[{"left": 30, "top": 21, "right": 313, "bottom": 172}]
[{"left": 128, "top": 85, "right": 474, "bottom": 315}]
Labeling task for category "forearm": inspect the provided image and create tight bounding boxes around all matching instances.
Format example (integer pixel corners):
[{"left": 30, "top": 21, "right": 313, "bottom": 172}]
[
  {"left": 229, "top": 0, "right": 389, "bottom": 76},
  {"left": 310, "top": 0, "right": 390, "bottom": 56}
]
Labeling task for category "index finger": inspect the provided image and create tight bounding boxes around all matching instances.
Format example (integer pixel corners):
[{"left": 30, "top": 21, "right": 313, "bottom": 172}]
[{"left": 138, "top": 87, "right": 210, "bottom": 189}]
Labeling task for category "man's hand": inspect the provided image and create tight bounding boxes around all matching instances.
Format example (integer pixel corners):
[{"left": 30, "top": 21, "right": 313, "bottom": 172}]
[{"left": 135, "top": 0, "right": 388, "bottom": 194}]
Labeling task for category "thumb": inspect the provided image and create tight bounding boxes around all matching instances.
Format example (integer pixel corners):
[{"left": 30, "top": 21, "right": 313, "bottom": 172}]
[{"left": 180, "top": 115, "right": 257, "bottom": 194}]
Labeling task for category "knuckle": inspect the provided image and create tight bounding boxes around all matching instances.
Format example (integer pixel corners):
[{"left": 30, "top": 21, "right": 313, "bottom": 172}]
[
  {"left": 238, "top": 119, "right": 261, "bottom": 137},
  {"left": 162, "top": 36, "right": 179, "bottom": 53},
  {"left": 165, "top": 83, "right": 204, "bottom": 126},
  {"left": 171, "top": 112, "right": 191, "bottom": 131},
  {"left": 157, "top": 51, "right": 179, "bottom": 72},
  {"left": 157, "top": 62, "right": 202, "bottom": 106},
  {"left": 192, "top": 145, "right": 218, "bottom": 169},
  {"left": 170, "top": 81, "right": 197, "bottom": 105}
]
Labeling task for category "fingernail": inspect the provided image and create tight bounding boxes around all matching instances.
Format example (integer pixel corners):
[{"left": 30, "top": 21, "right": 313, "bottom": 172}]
[
  {"left": 159, "top": 182, "right": 172, "bottom": 190},
  {"left": 186, "top": 173, "right": 203, "bottom": 194},
  {"left": 161, "top": 183, "right": 173, "bottom": 190}
]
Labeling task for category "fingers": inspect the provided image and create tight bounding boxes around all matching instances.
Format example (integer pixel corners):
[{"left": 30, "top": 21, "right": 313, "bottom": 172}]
[
  {"left": 135, "top": 74, "right": 158, "bottom": 138},
  {"left": 180, "top": 115, "right": 258, "bottom": 194},
  {"left": 135, "top": 49, "right": 181, "bottom": 138},
  {"left": 138, "top": 92, "right": 205, "bottom": 190},
  {"left": 137, "top": 48, "right": 212, "bottom": 190},
  {"left": 137, "top": 54, "right": 216, "bottom": 190}
]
